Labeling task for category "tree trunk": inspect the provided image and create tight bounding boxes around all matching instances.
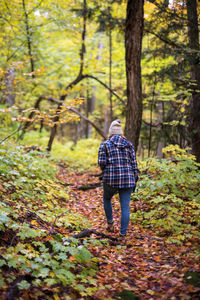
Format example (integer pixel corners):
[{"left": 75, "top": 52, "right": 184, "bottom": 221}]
[
  {"left": 148, "top": 73, "right": 156, "bottom": 157},
  {"left": 108, "top": 7, "right": 113, "bottom": 123},
  {"left": 186, "top": 0, "right": 200, "bottom": 162},
  {"left": 86, "top": 84, "right": 96, "bottom": 137},
  {"left": 22, "top": 0, "right": 35, "bottom": 78},
  {"left": 5, "top": 68, "right": 15, "bottom": 106},
  {"left": 164, "top": 0, "right": 169, "bottom": 7},
  {"left": 124, "top": 0, "right": 144, "bottom": 151},
  {"left": 156, "top": 101, "right": 165, "bottom": 159},
  {"left": 104, "top": 106, "right": 109, "bottom": 136},
  {"left": 47, "top": 0, "right": 87, "bottom": 152},
  {"left": 85, "top": 82, "right": 90, "bottom": 138},
  {"left": 148, "top": 99, "right": 153, "bottom": 157},
  {"left": 47, "top": 101, "right": 62, "bottom": 152},
  {"left": 78, "top": 87, "right": 85, "bottom": 139}
]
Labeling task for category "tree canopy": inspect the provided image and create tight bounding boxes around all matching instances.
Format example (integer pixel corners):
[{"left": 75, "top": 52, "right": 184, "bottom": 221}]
[{"left": 1, "top": 0, "right": 199, "bottom": 161}]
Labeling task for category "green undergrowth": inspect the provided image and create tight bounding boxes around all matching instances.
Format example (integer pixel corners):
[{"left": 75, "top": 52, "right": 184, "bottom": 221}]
[
  {"left": 132, "top": 145, "right": 200, "bottom": 246},
  {"left": 0, "top": 141, "right": 99, "bottom": 298},
  {"left": 21, "top": 130, "right": 100, "bottom": 171}
]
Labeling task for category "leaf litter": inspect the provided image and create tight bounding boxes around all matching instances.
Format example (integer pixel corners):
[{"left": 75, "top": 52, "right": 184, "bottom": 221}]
[
  {"left": 57, "top": 166, "right": 200, "bottom": 299},
  {"left": 0, "top": 158, "right": 199, "bottom": 300}
]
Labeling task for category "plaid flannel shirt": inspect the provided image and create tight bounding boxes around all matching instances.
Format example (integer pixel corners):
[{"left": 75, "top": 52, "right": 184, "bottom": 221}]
[{"left": 98, "top": 135, "right": 138, "bottom": 188}]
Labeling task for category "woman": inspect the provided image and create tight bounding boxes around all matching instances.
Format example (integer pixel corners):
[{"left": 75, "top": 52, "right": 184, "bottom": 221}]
[{"left": 98, "top": 119, "right": 139, "bottom": 239}]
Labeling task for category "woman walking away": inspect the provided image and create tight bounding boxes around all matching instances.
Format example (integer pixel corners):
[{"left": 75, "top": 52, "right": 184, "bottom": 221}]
[{"left": 98, "top": 119, "right": 139, "bottom": 240}]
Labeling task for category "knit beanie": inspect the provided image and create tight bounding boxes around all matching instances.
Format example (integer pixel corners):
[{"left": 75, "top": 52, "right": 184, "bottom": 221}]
[{"left": 108, "top": 119, "right": 123, "bottom": 136}]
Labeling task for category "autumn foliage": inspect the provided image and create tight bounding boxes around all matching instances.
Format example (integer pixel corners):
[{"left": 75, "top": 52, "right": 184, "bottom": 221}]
[{"left": 0, "top": 141, "right": 200, "bottom": 299}]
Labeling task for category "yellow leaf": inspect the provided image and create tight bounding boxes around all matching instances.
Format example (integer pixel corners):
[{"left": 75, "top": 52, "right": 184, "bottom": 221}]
[
  {"left": 180, "top": 107, "right": 185, "bottom": 113},
  {"left": 31, "top": 220, "right": 38, "bottom": 226},
  {"left": 147, "top": 289, "right": 155, "bottom": 295}
]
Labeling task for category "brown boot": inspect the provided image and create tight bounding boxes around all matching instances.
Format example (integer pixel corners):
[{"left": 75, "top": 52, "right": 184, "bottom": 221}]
[
  {"left": 106, "top": 222, "right": 114, "bottom": 232},
  {"left": 118, "top": 233, "right": 126, "bottom": 243}
]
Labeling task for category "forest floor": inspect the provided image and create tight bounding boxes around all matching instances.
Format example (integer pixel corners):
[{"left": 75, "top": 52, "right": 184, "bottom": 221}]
[{"left": 56, "top": 167, "right": 200, "bottom": 300}]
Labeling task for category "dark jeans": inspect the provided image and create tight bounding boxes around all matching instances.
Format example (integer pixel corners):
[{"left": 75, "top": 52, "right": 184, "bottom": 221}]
[{"left": 103, "top": 183, "right": 135, "bottom": 235}]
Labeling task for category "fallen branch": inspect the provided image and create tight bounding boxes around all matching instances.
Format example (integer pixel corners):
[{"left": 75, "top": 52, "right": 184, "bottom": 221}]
[
  {"left": 24, "top": 145, "right": 42, "bottom": 152},
  {"left": 77, "top": 182, "right": 102, "bottom": 191},
  {"left": 71, "top": 229, "right": 117, "bottom": 241},
  {"left": 56, "top": 181, "right": 74, "bottom": 187}
]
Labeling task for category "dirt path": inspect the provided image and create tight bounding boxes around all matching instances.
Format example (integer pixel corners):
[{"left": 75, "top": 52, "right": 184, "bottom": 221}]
[{"left": 57, "top": 168, "right": 200, "bottom": 300}]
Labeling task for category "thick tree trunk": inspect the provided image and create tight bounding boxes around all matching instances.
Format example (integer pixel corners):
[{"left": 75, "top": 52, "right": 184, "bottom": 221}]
[
  {"left": 186, "top": 0, "right": 200, "bottom": 162},
  {"left": 124, "top": 0, "right": 144, "bottom": 151}
]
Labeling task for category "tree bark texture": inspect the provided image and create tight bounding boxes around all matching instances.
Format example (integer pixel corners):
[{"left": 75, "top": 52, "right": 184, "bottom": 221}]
[
  {"left": 186, "top": 0, "right": 200, "bottom": 162},
  {"left": 124, "top": 0, "right": 144, "bottom": 151}
]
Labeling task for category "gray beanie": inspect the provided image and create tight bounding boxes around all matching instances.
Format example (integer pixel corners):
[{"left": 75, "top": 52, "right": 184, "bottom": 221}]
[{"left": 108, "top": 119, "right": 123, "bottom": 136}]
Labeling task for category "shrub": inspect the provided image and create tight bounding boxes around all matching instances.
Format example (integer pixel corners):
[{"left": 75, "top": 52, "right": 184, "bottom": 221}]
[
  {"left": 0, "top": 142, "right": 98, "bottom": 297},
  {"left": 131, "top": 145, "right": 200, "bottom": 245}
]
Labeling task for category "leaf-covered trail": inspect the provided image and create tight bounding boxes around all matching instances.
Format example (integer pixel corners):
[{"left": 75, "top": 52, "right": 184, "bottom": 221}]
[{"left": 57, "top": 168, "right": 200, "bottom": 300}]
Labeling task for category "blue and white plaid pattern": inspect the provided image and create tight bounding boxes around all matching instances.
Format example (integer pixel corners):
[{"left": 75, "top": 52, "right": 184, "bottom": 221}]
[{"left": 98, "top": 135, "right": 138, "bottom": 188}]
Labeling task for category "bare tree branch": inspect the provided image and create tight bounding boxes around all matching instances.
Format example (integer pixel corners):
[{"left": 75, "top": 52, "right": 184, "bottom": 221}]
[
  {"left": 144, "top": 29, "right": 183, "bottom": 50},
  {"left": 20, "top": 93, "right": 107, "bottom": 140},
  {"left": 43, "top": 95, "right": 107, "bottom": 140},
  {"left": 84, "top": 74, "right": 125, "bottom": 104}
]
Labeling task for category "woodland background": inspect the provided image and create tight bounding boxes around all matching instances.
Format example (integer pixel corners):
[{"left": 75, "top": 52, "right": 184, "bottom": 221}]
[
  {"left": 0, "top": 0, "right": 200, "bottom": 299},
  {"left": 0, "top": 0, "right": 199, "bottom": 159}
]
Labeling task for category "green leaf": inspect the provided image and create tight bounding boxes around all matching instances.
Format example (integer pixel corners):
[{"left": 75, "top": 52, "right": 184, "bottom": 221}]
[
  {"left": 75, "top": 248, "right": 91, "bottom": 264},
  {"left": 17, "top": 280, "right": 31, "bottom": 290},
  {"left": 44, "top": 278, "right": 57, "bottom": 286},
  {"left": 0, "top": 260, "right": 6, "bottom": 267},
  {"left": 54, "top": 269, "right": 75, "bottom": 284},
  {"left": 39, "top": 268, "right": 50, "bottom": 278},
  {"left": 0, "top": 213, "right": 10, "bottom": 224}
]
